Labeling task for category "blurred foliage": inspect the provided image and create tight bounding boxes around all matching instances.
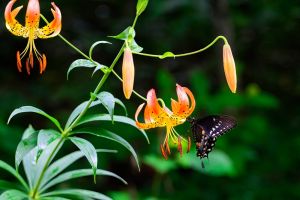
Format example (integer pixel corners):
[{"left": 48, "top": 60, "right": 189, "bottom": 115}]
[{"left": 0, "top": 0, "right": 299, "bottom": 199}]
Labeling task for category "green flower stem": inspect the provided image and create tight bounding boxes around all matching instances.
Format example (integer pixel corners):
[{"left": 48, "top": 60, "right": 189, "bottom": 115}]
[
  {"left": 133, "top": 35, "right": 228, "bottom": 58},
  {"left": 31, "top": 137, "right": 65, "bottom": 199}
]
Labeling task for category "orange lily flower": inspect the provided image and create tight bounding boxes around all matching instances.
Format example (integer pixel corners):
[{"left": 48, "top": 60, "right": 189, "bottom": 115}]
[
  {"left": 135, "top": 84, "right": 196, "bottom": 159},
  {"left": 5, "top": 0, "right": 62, "bottom": 75}
]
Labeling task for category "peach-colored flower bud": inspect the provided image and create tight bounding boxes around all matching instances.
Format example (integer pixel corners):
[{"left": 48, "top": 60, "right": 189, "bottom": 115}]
[
  {"left": 122, "top": 47, "right": 135, "bottom": 99},
  {"left": 223, "top": 44, "right": 237, "bottom": 93}
]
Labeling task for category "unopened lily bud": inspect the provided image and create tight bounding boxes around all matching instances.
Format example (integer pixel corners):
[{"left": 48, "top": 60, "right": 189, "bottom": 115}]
[
  {"left": 122, "top": 47, "right": 135, "bottom": 99},
  {"left": 223, "top": 44, "right": 237, "bottom": 93}
]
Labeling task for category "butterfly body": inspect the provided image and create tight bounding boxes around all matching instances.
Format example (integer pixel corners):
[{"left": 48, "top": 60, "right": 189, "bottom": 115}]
[{"left": 189, "top": 115, "right": 236, "bottom": 159}]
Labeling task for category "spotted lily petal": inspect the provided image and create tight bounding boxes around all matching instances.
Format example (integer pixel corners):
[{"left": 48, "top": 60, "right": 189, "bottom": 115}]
[
  {"left": 5, "top": 0, "right": 28, "bottom": 37},
  {"left": 38, "top": 2, "right": 62, "bottom": 38}
]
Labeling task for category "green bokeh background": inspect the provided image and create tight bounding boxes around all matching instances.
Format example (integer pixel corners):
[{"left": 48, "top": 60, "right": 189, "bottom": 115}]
[{"left": 0, "top": 0, "right": 299, "bottom": 199}]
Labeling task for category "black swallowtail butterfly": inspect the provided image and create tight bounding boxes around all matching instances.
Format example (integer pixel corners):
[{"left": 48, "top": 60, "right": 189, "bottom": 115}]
[{"left": 188, "top": 115, "right": 236, "bottom": 166}]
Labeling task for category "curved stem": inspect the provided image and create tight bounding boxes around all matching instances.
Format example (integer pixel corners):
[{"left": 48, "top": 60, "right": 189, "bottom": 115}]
[{"left": 133, "top": 35, "right": 228, "bottom": 58}]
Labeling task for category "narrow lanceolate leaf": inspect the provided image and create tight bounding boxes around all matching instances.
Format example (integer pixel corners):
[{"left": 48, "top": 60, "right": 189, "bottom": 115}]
[
  {"left": 15, "top": 130, "right": 38, "bottom": 170},
  {"left": 70, "top": 137, "right": 97, "bottom": 182},
  {"left": 21, "top": 125, "right": 36, "bottom": 140},
  {"left": 37, "top": 130, "right": 61, "bottom": 151},
  {"left": 109, "top": 26, "right": 134, "bottom": 40},
  {"left": 41, "top": 169, "right": 127, "bottom": 192},
  {"left": 77, "top": 114, "right": 149, "bottom": 144},
  {"left": 97, "top": 92, "right": 115, "bottom": 121},
  {"left": 65, "top": 100, "right": 102, "bottom": 129},
  {"left": 41, "top": 149, "right": 117, "bottom": 188},
  {"left": 0, "top": 180, "right": 23, "bottom": 191},
  {"left": 89, "top": 41, "right": 111, "bottom": 59},
  {"left": 23, "top": 148, "right": 37, "bottom": 189},
  {"left": 42, "top": 189, "right": 112, "bottom": 200},
  {"left": 114, "top": 98, "right": 128, "bottom": 116},
  {"left": 73, "top": 128, "right": 141, "bottom": 171},
  {"left": 7, "top": 106, "right": 62, "bottom": 132},
  {"left": 0, "top": 190, "right": 27, "bottom": 200},
  {"left": 136, "top": 0, "right": 149, "bottom": 16},
  {"left": 35, "top": 138, "right": 64, "bottom": 187},
  {"left": 22, "top": 138, "right": 63, "bottom": 189},
  {"left": 40, "top": 197, "right": 71, "bottom": 200},
  {"left": 0, "top": 160, "right": 28, "bottom": 191},
  {"left": 67, "top": 59, "right": 103, "bottom": 79}
]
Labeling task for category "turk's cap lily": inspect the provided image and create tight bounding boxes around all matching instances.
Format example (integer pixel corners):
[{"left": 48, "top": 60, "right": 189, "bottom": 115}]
[
  {"left": 135, "top": 84, "right": 195, "bottom": 159},
  {"left": 5, "top": 0, "right": 62, "bottom": 74},
  {"left": 122, "top": 47, "right": 135, "bottom": 99},
  {"left": 223, "top": 43, "right": 237, "bottom": 93}
]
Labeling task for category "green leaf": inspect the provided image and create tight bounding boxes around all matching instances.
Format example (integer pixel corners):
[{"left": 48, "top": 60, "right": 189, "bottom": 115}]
[
  {"left": 0, "top": 160, "right": 28, "bottom": 191},
  {"left": 22, "top": 148, "right": 38, "bottom": 188},
  {"left": 129, "top": 39, "right": 143, "bottom": 53},
  {"left": 41, "top": 169, "right": 127, "bottom": 192},
  {"left": 91, "top": 64, "right": 107, "bottom": 77},
  {"left": 109, "top": 27, "right": 135, "bottom": 41},
  {"left": 42, "top": 189, "right": 112, "bottom": 200},
  {"left": 77, "top": 114, "right": 149, "bottom": 144},
  {"left": 41, "top": 149, "right": 117, "bottom": 189},
  {"left": 21, "top": 125, "right": 36, "bottom": 140},
  {"left": 73, "top": 128, "right": 141, "bottom": 171},
  {"left": 114, "top": 98, "right": 127, "bottom": 116},
  {"left": 0, "top": 180, "right": 23, "bottom": 191},
  {"left": 0, "top": 190, "right": 27, "bottom": 200},
  {"left": 89, "top": 41, "right": 111, "bottom": 59},
  {"left": 159, "top": 51, "right": 175, "bottom": 59},
  {"left": 65, "top": 100, "right": 102, "bottom": 129},
  {"left": 36, "top": 130, "right": 61, "bottom": 162},
  {"left": 67, "top": 59, "right": 104, "bottom": 79},
  {"left": 97, "top": 92, "right": 115, "bottom": 122},
  {"left": 15, "top": 130, "right": 38, "bottom": 170},
  {"left": 40, "top": 197, "right": 71, "bottom": 200},
  {"left": 7, "top": 106, "right": 62, "bottom": 132},
  {"left": 136, "top": 0, "right": 149, "bottom": 15},
  {"left": 69, "top": 137, "right": 97, "bottom": 182},
  {"left": 23, "top": 138, "right": 63, "bottom": 189},
  {"left": 38, "top": 130, "right": 61, "bottom": 151}
]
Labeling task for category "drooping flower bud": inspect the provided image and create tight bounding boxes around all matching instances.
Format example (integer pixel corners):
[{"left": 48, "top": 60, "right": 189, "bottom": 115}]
[
  {"left": 122, "top": 47, "right": 135, "bottom": 99},
  {"left": 223, "top": 44, "right": 237, "bottom": 93}
]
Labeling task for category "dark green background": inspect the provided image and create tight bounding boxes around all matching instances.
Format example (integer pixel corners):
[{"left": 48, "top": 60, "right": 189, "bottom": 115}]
[{"left": 0, "top": 0, "right": 299, "bottom": 199}]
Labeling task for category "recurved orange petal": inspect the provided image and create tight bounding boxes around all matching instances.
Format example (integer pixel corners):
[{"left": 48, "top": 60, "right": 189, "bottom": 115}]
[{"left": 38, "top": 2, "right": 62, "bottom": 38}]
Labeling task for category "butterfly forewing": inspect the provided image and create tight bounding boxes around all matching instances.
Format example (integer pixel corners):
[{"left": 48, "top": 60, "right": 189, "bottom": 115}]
[{"left": 189, "top": 115, "right": 236, "bottom": 159}]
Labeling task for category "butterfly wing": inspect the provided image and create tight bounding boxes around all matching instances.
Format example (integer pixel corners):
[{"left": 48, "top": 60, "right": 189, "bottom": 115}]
[
  {"left": 196, "top": 115, "right": 237, "bottom": 138},
  {"left": 190, "top": 115, "right": 236, "bottom": 159}
]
